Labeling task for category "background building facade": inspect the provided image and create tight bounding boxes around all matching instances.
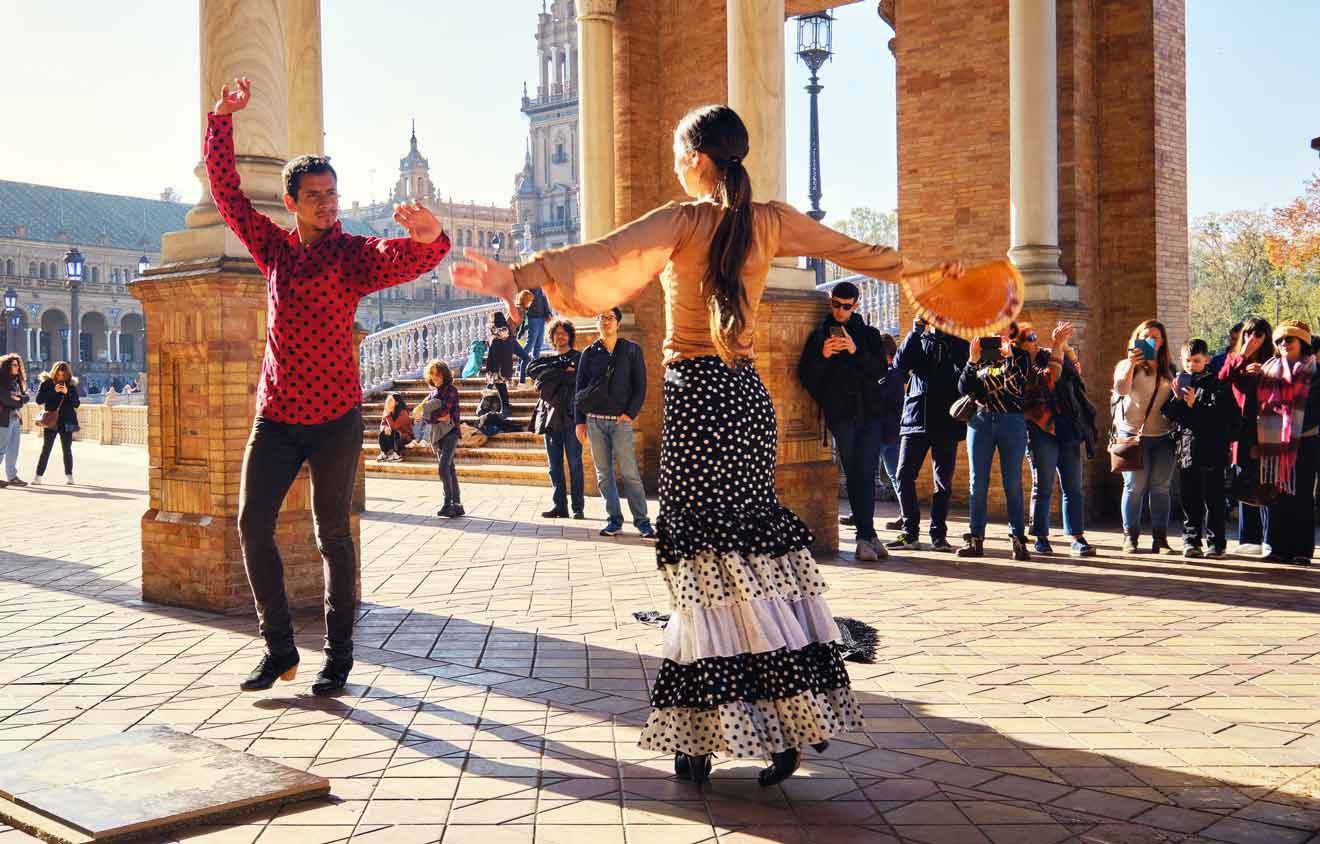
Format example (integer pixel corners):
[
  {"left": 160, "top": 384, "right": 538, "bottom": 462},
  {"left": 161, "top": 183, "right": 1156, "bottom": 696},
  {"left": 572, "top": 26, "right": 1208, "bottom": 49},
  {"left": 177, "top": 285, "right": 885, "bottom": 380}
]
[
  {"left": 513, "top": 0, "right": 581, "bottom": 256},
  {"left": 0, "top": 180, "right": 182, "bottom": 389}
]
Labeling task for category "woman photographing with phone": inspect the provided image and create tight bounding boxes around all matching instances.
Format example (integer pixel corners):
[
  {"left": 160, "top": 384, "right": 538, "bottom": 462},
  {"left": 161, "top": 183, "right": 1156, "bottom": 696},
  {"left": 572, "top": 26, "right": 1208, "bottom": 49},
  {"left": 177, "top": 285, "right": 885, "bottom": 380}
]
[
  {"left": 1113, "top": 319, "right": 1176, "bottom": 553},
  {"left": 1219, "top": 316, "right": 1273, "bottom": 555}
]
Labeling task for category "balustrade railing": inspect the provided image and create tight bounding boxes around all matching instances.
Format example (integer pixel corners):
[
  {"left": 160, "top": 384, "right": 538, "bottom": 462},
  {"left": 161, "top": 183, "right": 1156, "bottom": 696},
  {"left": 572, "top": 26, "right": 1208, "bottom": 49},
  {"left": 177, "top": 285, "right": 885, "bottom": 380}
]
[{"left": 358, "top": 300, "right": 504, "bottom": 393}]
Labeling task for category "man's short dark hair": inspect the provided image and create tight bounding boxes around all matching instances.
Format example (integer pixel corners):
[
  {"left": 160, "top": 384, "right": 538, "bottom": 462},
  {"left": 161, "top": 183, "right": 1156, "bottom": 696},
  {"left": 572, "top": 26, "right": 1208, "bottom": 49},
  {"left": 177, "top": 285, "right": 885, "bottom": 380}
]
[
  {"left": 1182, "top": 338, "right": 1209, "bottom": 357},
  {"left": 282, "top": 154, "right": 337, "bottom": 200},
  {"left": 831, "top": 281, "right": 860, "bottom": 301},
  {"left": 599, "top": 307, "right": 623, "bottom": 322},
  {"left": 1229, "top": 321, "right": 1244, "bottom": 335},
  {"left": 546, "top": 317, "right": 576, "bottom": 347}
]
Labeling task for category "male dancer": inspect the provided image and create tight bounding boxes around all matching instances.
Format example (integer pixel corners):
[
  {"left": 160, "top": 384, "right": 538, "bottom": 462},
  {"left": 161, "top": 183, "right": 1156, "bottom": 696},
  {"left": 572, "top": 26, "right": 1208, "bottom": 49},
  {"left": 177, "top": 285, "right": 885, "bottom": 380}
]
[{"left": 209, "top": 77, "right": 450, "bottom": 694}]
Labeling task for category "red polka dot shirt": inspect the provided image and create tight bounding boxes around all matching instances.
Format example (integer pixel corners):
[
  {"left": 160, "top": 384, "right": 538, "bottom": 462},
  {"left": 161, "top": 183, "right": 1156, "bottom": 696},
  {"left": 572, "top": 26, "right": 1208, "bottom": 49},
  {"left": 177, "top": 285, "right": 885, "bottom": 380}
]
[{"left": 205, "top": 112, "right": 450, "bottom": 425}]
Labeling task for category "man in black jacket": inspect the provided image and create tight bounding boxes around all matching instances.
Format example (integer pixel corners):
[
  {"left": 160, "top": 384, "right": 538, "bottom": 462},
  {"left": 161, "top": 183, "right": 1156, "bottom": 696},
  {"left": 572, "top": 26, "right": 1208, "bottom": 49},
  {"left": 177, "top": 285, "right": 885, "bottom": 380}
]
[
  {"left": 885, "top": 318, "right": 970, "bottom": 552},
  {"left": 799, "top": 281, "right": 890, "bottom": 562},
  {"left": 530, "top": 317, "right": 585, "bottom": 519},
  {"left": 575, "top": 307, "right": 653, "bottom": 538}
]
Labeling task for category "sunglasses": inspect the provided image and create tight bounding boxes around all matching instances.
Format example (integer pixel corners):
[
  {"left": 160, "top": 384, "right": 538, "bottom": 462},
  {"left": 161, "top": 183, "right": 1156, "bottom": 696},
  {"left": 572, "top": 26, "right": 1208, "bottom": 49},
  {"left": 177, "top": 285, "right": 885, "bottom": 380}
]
[
  {"left": 1276, "top": 337, "right": 1299, "bottom": 346},
  {"left": 829, "top": 300, "right": 855, "bottom": 311},
  {"left": 1020, "top": 332, "right": 1038, "bottom": 343}
]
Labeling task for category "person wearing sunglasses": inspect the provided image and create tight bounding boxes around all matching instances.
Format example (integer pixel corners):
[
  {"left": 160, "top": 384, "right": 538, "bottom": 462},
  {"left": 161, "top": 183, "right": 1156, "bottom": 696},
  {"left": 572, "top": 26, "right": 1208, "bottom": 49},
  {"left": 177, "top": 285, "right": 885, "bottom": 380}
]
[
  {"left": 798, "top": 280, "right": 892, "bottom": 562},
  {"left": 1218, "top": 316, "right": 1274, "bottom": 556},
  {"left": 1259, "top": 321, "right": 1320, "bottom": 565}
]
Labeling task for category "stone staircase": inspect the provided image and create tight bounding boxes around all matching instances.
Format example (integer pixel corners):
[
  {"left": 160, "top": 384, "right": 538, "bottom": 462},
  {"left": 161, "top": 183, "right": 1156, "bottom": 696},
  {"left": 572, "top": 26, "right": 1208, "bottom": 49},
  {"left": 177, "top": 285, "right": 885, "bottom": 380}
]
[{"left": 362, "top": 377, "right": 617, "bottom": 493}]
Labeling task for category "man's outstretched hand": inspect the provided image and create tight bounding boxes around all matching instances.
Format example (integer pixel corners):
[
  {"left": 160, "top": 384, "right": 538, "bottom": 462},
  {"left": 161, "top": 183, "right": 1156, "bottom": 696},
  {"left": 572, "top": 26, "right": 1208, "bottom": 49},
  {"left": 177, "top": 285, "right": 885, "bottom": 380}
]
[
  {"left": 394, "top": 201, "right": 444, "bottom": 244},
  {"left": 215, "top": 77, "right": 252, "bottom": 116}
]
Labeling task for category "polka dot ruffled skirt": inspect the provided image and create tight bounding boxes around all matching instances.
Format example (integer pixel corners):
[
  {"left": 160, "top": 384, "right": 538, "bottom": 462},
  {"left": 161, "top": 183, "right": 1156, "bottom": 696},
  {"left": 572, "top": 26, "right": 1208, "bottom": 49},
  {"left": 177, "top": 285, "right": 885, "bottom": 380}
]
[{"left": 640, "top": 357, "right": 861, "bottom": 758}]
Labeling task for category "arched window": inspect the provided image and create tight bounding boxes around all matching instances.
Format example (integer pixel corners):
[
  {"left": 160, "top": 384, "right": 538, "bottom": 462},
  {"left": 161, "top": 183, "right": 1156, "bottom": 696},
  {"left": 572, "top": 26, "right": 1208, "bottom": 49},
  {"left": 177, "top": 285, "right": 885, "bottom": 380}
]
[
  {"left": 49, "top": 262, "right": 58, "bottom": 278},
  {"left": 38, "top": 264, "right": 47, "bottom": 279},
  {"left": 4, "top": 259, "right": 12, "bottom": 276},
  {"left": 465, "top": 229, "right": 472, "bottom": 247},
  {"left": 28, "top": 262, "right": 36, "bottom": 277},
  {"left": 90, "top": 267, "right": 99, "bottom": 284},
  {"left": 111, "top": 269, "right": 119, "bottom": 284},
  {"left": 478, "top": 231, "right": 485, "bottom": 248}
]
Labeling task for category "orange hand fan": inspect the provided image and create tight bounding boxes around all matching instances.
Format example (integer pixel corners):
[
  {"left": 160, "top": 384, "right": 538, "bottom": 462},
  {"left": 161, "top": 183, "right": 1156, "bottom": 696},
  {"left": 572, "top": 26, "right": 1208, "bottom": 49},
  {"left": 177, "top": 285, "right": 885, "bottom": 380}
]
[{"left": 900, "top": 258, "right": 1024, "bottom": 340}]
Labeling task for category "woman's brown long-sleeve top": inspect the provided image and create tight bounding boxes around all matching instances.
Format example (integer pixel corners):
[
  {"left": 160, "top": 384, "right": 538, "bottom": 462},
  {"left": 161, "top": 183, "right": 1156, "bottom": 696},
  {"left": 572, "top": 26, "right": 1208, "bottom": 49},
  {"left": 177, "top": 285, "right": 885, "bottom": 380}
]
[{"left": 512, "top": 199, "right": 909, "bottom": 365}]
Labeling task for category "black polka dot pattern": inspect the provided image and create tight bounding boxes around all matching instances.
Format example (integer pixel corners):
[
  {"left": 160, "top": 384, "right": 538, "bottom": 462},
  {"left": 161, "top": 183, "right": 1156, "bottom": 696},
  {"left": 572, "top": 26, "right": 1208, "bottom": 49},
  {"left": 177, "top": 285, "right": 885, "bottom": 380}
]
[
  {"left": 649, "top": 642, "right": 851, "bottom": 709},
  {"left": 205, "top": 113, "right": 451, "bottom": 425},
  {"left": 639, "top": 687, "right": 862, "bottom": 758},
  {"left": 644, "top": 356, "right": 859, "bottom": 759}
]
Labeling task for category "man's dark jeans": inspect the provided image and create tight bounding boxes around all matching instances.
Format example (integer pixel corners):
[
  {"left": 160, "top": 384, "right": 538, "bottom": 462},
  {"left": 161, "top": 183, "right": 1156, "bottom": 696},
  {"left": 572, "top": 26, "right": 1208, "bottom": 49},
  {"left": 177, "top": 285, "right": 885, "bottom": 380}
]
[
  {"left": 545, "top": 427, "right": 585, "bottom": 514},
  {"left": 833, "top": 417, "right": 885, "bottom": 541},
  {"left": 896, "top": 433, "right": 959, "bottom": 542},
  {"left": 238, "top": 407, "right": 362, "bottom": 659}
]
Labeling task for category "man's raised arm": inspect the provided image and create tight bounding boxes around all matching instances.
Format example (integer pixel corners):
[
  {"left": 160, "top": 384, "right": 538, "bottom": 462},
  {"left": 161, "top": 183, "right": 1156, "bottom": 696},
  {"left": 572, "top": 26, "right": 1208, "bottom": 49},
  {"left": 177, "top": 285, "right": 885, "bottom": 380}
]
[{"left": 205, "top": 76, "right": 285, "bottom": 273}]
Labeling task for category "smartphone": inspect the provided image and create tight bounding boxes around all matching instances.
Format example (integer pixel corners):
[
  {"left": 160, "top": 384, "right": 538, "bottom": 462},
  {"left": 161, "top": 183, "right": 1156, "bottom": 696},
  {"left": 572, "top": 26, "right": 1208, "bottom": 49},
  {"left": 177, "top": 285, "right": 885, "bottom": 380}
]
[
  {"left": 1175, "top": 372, "right": 1193, "bottom": 393},
  {"left": 828, "top": 326, "right": 845, "bottom": 339},
  {"left": 978, "top": 336, "right": 1002, "bottom": 365},
  {"left": 1132, "top": 338, "right": 1156, "bottom": 361}
]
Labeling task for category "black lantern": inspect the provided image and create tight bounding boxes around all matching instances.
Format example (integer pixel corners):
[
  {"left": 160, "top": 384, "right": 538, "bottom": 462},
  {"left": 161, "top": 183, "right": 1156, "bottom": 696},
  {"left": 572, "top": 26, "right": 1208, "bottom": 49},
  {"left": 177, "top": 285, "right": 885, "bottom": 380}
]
[
  {"left": 796, "top": 12, "right": 835, "bottom": 285},
  {"left": 490, "top": 232, "right": 504, "bottom": 262},
  {"left": 1312, "top": 136, "right": 1320, "bottom": 159},
  {"left": 2, "top": 288, "right": 15, "bottom": 313},
  {"left": 138, "top": 254, "right": 150, "bottom": 276},
  {"left": 430, "top": 268, "right": 440, "bottom": 315},
  {"left": 63, "top": 247, "right": 85, "bottom": 284}
]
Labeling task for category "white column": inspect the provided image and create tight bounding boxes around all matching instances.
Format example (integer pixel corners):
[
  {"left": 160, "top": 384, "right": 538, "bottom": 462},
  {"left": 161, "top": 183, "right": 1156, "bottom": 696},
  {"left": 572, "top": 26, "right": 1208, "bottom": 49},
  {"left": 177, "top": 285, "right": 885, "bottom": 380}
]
[
  {"left": 282, "top": 0, "right": 324, "bottom": 156},
  {"left": 24, "top": 328, "right": 33, "bottom": 361},
  {"left": 171, "top": 0, "right": 291, "bottom": 261},
  {"left": 106, "top": 329, "right": 115, "bottom": 363},
  {"left": 576, "top": 0, "right": 617, "bottom": 241},
  {"left": 1008, "top": 0, "right": 1073, "bottom": 298},
  {"left": 727, "top": 0, "right": 787, "bottom": 204}
]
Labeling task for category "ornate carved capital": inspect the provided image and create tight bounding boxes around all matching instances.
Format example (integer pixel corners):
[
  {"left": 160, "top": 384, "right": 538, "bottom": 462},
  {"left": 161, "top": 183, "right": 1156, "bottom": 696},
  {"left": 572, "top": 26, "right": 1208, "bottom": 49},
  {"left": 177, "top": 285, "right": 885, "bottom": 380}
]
[
  {"left": 576, "top": 0, "right": 617, "bottom": 22},
  {"left": 877, "top": 0, "right": 895, "bottom": 30}
]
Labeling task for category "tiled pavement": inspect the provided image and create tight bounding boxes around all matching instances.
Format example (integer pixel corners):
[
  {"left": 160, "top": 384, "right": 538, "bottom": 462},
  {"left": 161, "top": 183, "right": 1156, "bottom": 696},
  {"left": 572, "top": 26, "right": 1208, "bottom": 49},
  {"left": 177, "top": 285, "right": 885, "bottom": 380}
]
[{"left": 2, "top": 442, "right": 1320, "bottom": 843}]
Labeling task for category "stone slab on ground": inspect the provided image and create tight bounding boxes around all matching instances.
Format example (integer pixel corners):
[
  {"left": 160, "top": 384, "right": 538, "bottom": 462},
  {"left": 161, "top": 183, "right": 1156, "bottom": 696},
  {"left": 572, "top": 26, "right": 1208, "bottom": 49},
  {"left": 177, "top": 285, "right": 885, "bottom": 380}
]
[{"left": 0, "top": 726, "right": 327, "bottom": 842}]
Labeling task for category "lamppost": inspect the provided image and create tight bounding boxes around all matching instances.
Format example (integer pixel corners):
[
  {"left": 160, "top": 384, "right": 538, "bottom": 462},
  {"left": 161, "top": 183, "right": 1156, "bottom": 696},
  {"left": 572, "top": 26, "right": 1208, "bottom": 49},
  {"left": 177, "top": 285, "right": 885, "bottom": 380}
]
[
  {"left": 63, "top": 247, "right": 84, "bottom": 363},
  {"left": 2, "top": 288, "right": 16, "bottom": 356},
  {"left": 137, "top": 254, "right": 150, "bottom": 277},
  {"left": 490, "top": 232, "right": 504, "bottom": 263},
  {"left": 796, "top": 11, "right": 834, "bottom": 287},
  {"left": 430, "top": 268, "right": 440, "bottom": 315}
]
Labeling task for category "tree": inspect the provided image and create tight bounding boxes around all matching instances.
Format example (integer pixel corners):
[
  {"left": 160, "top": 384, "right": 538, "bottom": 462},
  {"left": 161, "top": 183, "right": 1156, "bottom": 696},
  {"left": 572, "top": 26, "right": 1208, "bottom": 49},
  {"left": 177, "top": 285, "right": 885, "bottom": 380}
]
[
  {"left": 1187, "top": 210, "right": 1272, "bottom": 345},
  {"left": 1268, "top": 173, "right": 1320, "bottom": 271},
  {"left": 830, "top": 207, "right": 898, "bottom": 248}
]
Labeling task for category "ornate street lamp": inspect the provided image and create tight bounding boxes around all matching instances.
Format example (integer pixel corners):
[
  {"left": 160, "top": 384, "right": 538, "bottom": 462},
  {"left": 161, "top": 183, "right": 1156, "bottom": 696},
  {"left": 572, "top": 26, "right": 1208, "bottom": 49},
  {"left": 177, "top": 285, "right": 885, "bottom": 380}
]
[
  {"left": 796, "top": 11, "right": 834, "bottom": 286},
  {"left": 2, "top": 288, "right": 16, "bottom": 355},
  {"left": 1312, "top": 136, "right": 1319, "bottom": 159},
  {"left": 430, "top": 268, "right": 440, "bottom": 315},
  {"left": 63, "top": 247, "right": 84, "bottom": 362},
  {"left": 490, "top": 231, "right": 504, "bottom": 263},
  {"left": 138, "top": 254, "right": 150, "bottom": 277}
]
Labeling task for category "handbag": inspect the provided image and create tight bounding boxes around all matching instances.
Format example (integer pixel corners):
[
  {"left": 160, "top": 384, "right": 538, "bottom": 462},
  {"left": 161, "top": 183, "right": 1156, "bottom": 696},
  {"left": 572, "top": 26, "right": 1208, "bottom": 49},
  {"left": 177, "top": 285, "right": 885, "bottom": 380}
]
[
  {"left": 948, "top": 395, "right": 977, "bottom": 423},
  {"left": 1108, "top": 374, "right": 1160, "bottom": 473},
  {"left": 37, "top": 392, "right": 65, "bottom": 430}
]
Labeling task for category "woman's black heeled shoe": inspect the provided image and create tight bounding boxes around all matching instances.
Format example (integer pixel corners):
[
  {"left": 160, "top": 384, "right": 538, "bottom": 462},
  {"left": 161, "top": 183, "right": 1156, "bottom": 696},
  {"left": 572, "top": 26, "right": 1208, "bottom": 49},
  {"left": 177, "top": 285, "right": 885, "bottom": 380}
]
[
  {"left": 674, "top": 752, "right": 711, "bottom": 783},
  {"left": 757, "top": 748, "right": 800, "bottom": 787},
  {"left": 811, "top": 741, "right": 830, "bottom": 753}
]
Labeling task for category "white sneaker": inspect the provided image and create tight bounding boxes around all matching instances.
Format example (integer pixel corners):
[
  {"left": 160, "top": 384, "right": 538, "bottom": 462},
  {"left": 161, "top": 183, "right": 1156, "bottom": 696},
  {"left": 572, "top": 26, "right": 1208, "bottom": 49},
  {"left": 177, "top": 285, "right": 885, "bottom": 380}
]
[
  {"left": 389, "top": 452, "right": 404, "bottom": 462},
  {"left": 1232, "top": 543, "right": 1262, "bottom": 556},
  {"left": 31, "top": 475, "right": 41, "bottom": 486},
  {"left": 376, "top": 452, "right": 391, "bottom": 462},
  {"left": 856, "top": 540, "right": 882, "bottom": 562},
  {"left": 65, "top": 474, "right": 74, "bottom": 485}
]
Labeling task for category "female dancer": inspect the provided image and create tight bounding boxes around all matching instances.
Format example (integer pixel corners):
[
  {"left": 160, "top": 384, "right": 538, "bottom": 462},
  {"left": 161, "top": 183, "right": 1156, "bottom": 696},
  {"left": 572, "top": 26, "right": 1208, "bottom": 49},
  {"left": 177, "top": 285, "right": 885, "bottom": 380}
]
[{"left": 453, "top": 105, "right": 960, "bottom": 786}]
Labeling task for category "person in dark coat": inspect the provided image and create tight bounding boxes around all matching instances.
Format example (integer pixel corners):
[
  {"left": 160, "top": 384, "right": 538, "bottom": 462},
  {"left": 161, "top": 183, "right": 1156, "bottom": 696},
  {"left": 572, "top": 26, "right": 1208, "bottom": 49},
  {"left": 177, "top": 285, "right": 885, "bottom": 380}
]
[
  {"left": 0, "top": 354, "right": 28, "bottom": 488},
  {"left": 529, "top": 317, "right": 584, "bottom": 519},
  {"left": 33, "top": 361, "right": 81, "bottom": 486},
  {"left": 798, "top": 280, "right": 890, "bottom": 561},
  {"left": 885, "top": 319, "right": 970, "bottom": 552},
  {"left": 484, "top": 310, "right": 527, "bottom": 411},
  {"left": 1163, "top": 338, "right": 1242, "bottom": 558},
  {"left": 876, "top": 333, "right": 903, "bottom": 522}
]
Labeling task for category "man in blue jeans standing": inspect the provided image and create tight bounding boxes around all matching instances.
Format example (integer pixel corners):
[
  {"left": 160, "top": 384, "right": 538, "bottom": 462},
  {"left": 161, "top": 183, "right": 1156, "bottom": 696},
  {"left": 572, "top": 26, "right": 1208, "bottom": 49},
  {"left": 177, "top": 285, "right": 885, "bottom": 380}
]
[{"left": 575, "top": 307, "right": 654, "bottom": 538}]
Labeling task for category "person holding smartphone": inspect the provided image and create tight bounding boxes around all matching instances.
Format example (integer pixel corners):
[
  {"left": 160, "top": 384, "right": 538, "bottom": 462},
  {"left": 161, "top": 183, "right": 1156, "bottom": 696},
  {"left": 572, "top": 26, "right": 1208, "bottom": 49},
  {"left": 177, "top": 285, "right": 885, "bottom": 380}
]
[
  {"left": 1113, "top": 319, "right": 1177, "bottom": 553},
  {"left": 1219, "top": 316, "right": 1273, "bottom": 556},
  {"left": 956, "top": 324, "right": 1035, "bottom": 560},
  {"left": 798, "top": 280, "right": 891, "bottom": 562}
]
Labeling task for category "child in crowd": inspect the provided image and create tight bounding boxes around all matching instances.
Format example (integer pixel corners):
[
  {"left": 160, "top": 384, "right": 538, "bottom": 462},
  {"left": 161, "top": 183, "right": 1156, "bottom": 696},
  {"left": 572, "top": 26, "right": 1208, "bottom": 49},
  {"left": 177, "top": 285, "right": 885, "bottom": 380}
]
[
  {"left": 1161, "top": 338, "right": 1240, "bottom": 558},
  {"left": 416, "top": 360, "right": 463, "bottom": 518},
  {"left": 377, "top": 392, "right": 413, "bottom": 462}
]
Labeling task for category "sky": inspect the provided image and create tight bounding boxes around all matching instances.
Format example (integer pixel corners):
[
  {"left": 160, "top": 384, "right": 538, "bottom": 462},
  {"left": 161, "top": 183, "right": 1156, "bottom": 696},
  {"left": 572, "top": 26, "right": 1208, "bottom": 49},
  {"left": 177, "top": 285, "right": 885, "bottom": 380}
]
[{"left": 0, "top": 1, "right": 1315, "bottom": 223}]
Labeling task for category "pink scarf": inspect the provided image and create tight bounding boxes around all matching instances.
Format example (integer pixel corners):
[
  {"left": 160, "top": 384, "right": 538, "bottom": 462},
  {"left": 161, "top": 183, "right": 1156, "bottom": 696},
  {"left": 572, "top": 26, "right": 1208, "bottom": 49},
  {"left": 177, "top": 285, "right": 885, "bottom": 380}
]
[{"left": 1256, "top": 353, "right": 1316, "bottom": 493}]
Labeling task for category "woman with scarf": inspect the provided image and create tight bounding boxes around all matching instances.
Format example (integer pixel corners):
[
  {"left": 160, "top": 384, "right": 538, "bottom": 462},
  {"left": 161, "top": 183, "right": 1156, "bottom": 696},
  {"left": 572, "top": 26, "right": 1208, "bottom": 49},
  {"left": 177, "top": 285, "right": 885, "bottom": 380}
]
[
  {"left": 452, "top": 104, "right": 963, "bottom": 786},
  {"left": 1219, "top": 316, "right": 1273, "bottom": 555},
  {"left": 1259, "top": 320, "right": 1320, "bottom": 565}
]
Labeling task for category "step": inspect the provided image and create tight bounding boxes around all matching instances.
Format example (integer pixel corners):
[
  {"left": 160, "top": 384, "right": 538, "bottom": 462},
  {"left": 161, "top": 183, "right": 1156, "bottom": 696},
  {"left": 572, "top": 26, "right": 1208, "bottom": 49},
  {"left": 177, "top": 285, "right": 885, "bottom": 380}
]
[{"left": 366, "top": 459, "right": 555, "bottom": 486}]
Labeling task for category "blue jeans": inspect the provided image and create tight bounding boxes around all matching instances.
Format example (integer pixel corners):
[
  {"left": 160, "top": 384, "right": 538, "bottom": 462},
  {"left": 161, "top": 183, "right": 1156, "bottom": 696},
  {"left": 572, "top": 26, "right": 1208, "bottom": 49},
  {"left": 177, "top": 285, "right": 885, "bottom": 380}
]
[
  {"left": 545, "top": 427, "right": 585, "bottom": 514},
  {"left": 1027, "top": 426, "right": 1086, "bottom": 538},
  {"left": 519, "top": 317, "right": 546, "bottom": 380},
  {"left": 586, "top": 417, "right": 650, "bottom": 530},
  {"left": 881, "top": 442, "right": 900, "bottom": 494},
  {"left": 966, "top": 411, "right": 1028, "bottom": 538},
  {"left": 1, "top": 412, "right": 21, "bottom": 481},
  {"left": 1120, "top": 435, "right": 1174, "bottom": 532},
  {"left": 1239, "top": 501, "right": 1269, "bottom": 546},
  {"left": 832, "top": 417, "right": 885, "bottom": 541}
]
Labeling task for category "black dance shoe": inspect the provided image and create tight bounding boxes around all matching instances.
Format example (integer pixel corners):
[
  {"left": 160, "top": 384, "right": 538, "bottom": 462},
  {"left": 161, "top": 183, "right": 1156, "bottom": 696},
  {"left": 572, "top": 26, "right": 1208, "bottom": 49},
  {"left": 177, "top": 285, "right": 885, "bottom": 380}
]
[
  {"left": 674, "top": 752, "right": 711, "bottom": 783},
  {"left": 311, "top": 656, "right": 354, "bottom": 696},
  {"left": 240, "top": 650, "right": 300, "bottom": 692},
  {"left": 757, "top": 748, "right": 800, "bottom": 787}
]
